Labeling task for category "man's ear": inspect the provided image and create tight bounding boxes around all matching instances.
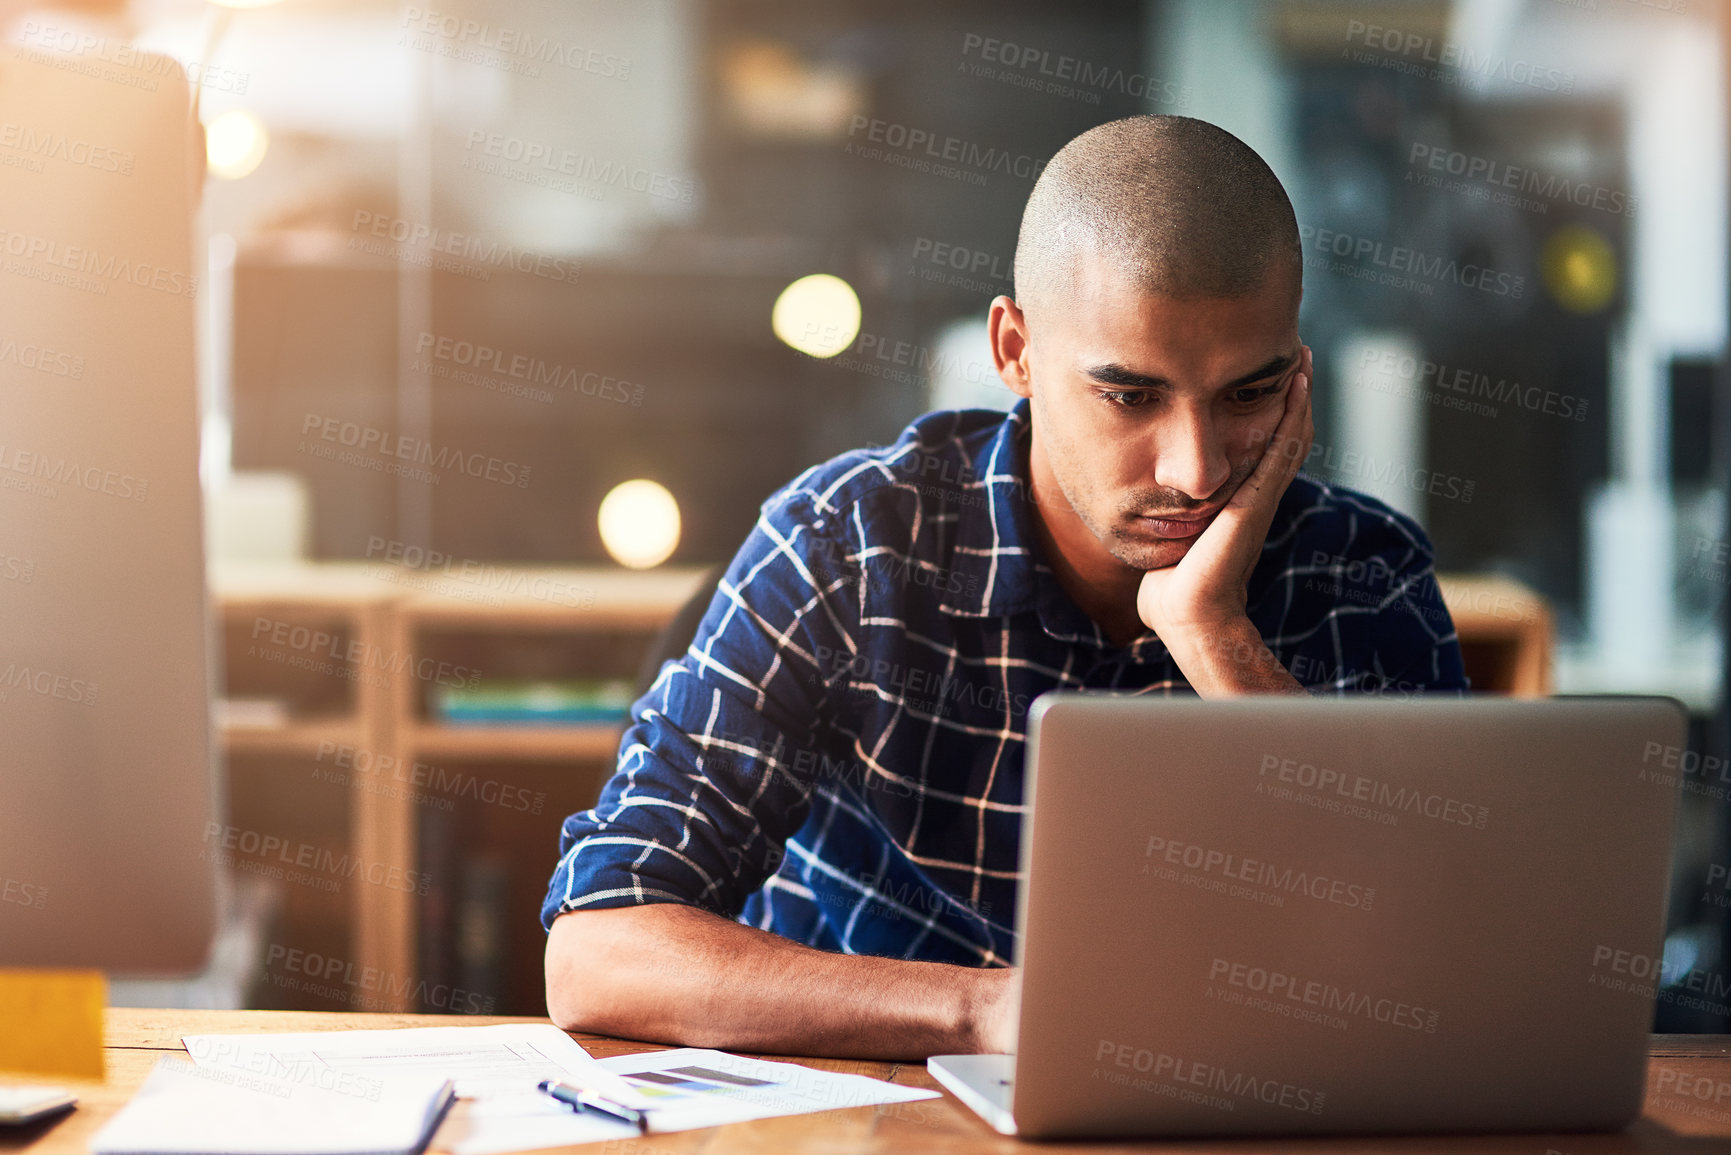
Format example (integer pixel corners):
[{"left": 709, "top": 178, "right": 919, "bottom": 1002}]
[{"left": 987, "top": 295, "right": 1033, "bottom": 400}]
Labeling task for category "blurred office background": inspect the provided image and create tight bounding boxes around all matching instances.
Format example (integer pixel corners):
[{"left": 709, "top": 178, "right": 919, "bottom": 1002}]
[{"left": 16, "top": 0, "right": 1729, "bottom": 1025}]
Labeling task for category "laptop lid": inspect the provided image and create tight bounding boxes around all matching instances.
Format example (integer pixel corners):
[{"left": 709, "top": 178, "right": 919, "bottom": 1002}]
[{"left": 1010, "top": 695, "right": 1683, "bottom": 1139}]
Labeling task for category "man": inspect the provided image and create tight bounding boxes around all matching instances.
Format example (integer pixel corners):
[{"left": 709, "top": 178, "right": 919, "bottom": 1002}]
[{"left": 542, "top": 116, "right": 1467, "bottom": 1061}]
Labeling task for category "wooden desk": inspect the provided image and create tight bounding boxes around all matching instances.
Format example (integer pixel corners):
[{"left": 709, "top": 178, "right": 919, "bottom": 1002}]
[{"left": 7, "top": 1011, "right": 1731, "bottom": 1154}]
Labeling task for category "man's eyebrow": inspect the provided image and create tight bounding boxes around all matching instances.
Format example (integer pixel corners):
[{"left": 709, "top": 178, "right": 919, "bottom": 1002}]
[{"left": 1082, "top": 353, "right": 1299, "bottom": 392}]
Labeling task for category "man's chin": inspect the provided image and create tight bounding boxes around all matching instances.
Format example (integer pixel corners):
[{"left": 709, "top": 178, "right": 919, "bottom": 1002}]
[{"left": 1109, "top": 535, "right": 1192, "bottom": 571}]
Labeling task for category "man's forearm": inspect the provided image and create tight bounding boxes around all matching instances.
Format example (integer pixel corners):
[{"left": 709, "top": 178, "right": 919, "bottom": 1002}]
[
  {"left": 1165, "top": 617, "right": 1304, "bottom": 697},
  {"left": 545, "top": 903, "right": 1015, "bottom": 1060}
]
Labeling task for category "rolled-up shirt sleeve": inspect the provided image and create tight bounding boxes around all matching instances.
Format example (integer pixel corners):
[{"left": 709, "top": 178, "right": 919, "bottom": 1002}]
[{"left": 541, "top": 485, "right": 861, "bottom": 928}]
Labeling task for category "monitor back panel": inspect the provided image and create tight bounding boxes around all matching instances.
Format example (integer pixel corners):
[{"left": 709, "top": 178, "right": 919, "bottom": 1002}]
[
  {"left": 0, "top": 46, "right": 217, "bottom": 970},
  {"left": 1012, "top": 696, "right": 1683, "bottom": 1139}
]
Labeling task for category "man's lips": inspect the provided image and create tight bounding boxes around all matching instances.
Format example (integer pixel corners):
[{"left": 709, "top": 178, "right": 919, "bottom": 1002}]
[{"left": 1132, "top": 509, "right": 1221, "bottom": 539}]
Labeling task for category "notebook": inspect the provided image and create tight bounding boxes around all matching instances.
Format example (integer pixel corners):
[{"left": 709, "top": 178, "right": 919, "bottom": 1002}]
[{"left": 90, "top": 1057, "right": 454, "bottom": 1155}]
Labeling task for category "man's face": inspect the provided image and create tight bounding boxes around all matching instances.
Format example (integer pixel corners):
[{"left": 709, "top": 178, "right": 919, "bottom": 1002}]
[{"left": 1009, "top": 258, "right": 1302, "bottom": 572}]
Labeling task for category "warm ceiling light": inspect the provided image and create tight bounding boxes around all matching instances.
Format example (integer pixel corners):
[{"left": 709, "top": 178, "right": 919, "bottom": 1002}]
[
  {"left": 598, "top": 479, "right": 681, "bottom": 569},
  {"left": 205, "top": 109, "right": 269, "bottom": 180},
  {"left": 772, "top": 273, "right": 861, "bottom": 358}
]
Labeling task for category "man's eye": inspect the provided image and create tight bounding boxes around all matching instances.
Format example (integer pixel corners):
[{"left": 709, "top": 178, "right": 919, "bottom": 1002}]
[
  {"left": 1231, "top": 383, "right": 1283, "bottom": 405},
  {"left": 1098, "top": 389, "right": 1154, "bottom": 408}
]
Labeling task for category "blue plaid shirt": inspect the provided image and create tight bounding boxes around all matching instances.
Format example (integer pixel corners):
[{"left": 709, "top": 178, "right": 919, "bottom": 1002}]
[{"left": 542, "top": 398, "right": 1468, "bottom": 966}]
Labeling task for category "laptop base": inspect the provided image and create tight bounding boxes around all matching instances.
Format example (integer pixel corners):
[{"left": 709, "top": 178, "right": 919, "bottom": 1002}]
[{"left": 927, "top": 1054, "right": 1015, "bottom": 1135}]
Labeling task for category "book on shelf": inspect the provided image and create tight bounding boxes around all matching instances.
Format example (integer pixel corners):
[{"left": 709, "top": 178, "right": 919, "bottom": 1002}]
[{"left": 431, "top": 679, "right": 635, "bottom": 726}]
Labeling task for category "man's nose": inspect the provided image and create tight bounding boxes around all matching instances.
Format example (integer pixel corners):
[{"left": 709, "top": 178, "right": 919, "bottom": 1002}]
[{"left": 1150, "top": 406, "right": 1231, "bottom": 502}]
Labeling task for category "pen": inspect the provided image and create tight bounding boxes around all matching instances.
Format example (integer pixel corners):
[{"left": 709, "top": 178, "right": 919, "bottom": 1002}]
[{"left": 536, "top": 1078, "right": 649, "bottom": 1134}]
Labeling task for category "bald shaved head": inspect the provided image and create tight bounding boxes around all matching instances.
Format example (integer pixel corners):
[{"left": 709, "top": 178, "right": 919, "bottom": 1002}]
[{"left": 1014, "top": 116, "right": 1301, "bottom": 321}]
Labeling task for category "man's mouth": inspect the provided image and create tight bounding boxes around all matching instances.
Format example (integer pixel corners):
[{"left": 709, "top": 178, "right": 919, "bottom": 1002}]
[{"left": 1131, "top": 509, "right": 1220, "bottom": 540}]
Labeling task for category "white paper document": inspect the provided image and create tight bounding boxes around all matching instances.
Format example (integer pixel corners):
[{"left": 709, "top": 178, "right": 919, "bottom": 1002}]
[
  {"left": 89, "top": 1057, "right": 454, "bottom": 1155},
  {"left": 180, "top": 1024, "right": 939, "bottom": 1155},
  {"left": 181, "top": 1024, "right": 645, "bottom": 1155}
]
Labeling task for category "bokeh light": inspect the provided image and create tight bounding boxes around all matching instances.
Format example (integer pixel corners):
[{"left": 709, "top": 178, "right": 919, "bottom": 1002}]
[
  {"left": 205, "top": 110, "right": 270, "bottom": 180},
  {"left": 771, "top": 273, "right": 861, "bottom": 358},
  {"left": 1541, "top": 225, "right": 1617, "bottom": 314},
  {"left": 598, "top": 479, "right": 681, "bottom": 569}
]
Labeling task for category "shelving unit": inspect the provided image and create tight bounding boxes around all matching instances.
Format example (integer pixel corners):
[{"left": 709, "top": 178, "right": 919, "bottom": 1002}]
[
  {"left": 211, "top": 565, "right": 401, "bottom": 1006},
  {"left": 212, "top": 562, "right": 713, "bottom": 1013}
]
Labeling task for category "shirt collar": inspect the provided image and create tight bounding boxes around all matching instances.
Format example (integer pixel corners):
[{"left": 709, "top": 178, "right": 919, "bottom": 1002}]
[
  {"left": 936, "top": 397, "right": 1041, "bottom": 619},
  {"left": 937, "top": 398, "right": 1169, "bottom": 659}
]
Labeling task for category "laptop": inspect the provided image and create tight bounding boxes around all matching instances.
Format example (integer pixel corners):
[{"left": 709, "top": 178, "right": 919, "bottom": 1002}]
[{"left": 929, "top": 694, "right": 1684, "bottom": 1139}]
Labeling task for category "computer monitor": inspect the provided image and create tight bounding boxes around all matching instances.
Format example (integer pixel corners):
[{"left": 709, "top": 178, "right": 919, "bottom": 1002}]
[{"left": 0, "top": 42, "right": 219, "bottom": 971}]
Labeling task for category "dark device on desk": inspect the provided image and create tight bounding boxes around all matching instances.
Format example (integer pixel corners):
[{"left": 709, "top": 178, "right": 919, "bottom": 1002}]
[{"left": 931, "top": 695, "right": 1684, "bottom": 1139}]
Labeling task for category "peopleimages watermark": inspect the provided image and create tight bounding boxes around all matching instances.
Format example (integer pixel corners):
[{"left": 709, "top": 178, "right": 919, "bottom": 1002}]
[
  {"left": 298, "top": 413, "right": 533, "bottom": 488},
  {"left": 810, "top": 643, "right": 1031, "bottom": 720},
  {"left": 1683, "top": 536, "right": 1731, "bottom": 591},
  {"left": 1298, "top": 223, "right": 1525, "bottom": 300},
  {"left": 413, "top": 331, "right": 643, "bottom": 407},
  {"left": 263, "top": 943, "right": 497, "bottom": 1014},
  {"left": 0, "top": 662, "right": 98, "bottom": 707},
  {"left": 313, "top": 740, "right": 547, "bottom": 816},
  {"left": 1291, "top": 436, "right": 1477, "bottom": 505},
  {"left": 845, "top": 115, "right": 1049, "bottom": 188},
  {"left": 702, "top": 726, "right": 921, "bottom": 809},
  {"left": 201, "top": 822, "right": 432, "bottom": 896},
  {"left": 803, "top": 534, "right": 983, "bottom": 600},
  {"left": 460, "top": 130, "right": 696, "bottom": 205},
  {"left": 180, "top": 1042, "right": 384, "bottom": 1103},
  {"left": 1699, "top": 861, "right": 1731, "bottom": 912},
  {"left": 1589, "top": 943, "right": 1677, "bottom": 995},
  {"left": 0, "top": 332, "right": 84, "bottom": 379},
  {"left": 1651, "top": 1067, "right": 1731, "bottom": 1127},
  {"left": 0, "top": 228, "right": 199, "bottom": 299},
  {"left": 1353, "top": 344, "right": 1586, "bottom": 424},
  {"left": 1141, "top": 835, "right": 1376, "bottom": 912},
  {"left": 1093, "top": 1038, "right": 1327, "bottom": 1115},
  {"left": 1640, "top": 740, "right": 1731, "bottom": 800},
  {"left": 1342, "top": 19, "right": 1575, "bottom": 94},
  {"left": 958, "top": 33, "right": 1190, "bottom": 109},
  {"left": 363, "top": 537, "right": 598, "bottom": 609},
  {"left": 350, "top": 211, "right": 580, "bottom": 289},
  {"left": 810, "top": 865, "right": 996, "bottom": 925},
  {"left": 1256, "top": 753, "right": 1490, "bottom": 830},
  {"left": 1, "top": 875, "right": 48, "bottom": 910},
  {"left": 247, "top": 615, "right": 481, "bottom": 690},
  {"left": 1290, "top": 655, "right": 1434, "bottom": 698},
  {"left": 1301, "top": 551, "right": 1450, "bottom": 629},
  {"left": 908, "top": 235, "right": 1014, "bottom": 295},
  {"left": 1207, "top": 957, "right": 1441, "bottom": 1034},
  {"left": 1407, "top": 141, "right": 1635, "bottom": 219},
  {"left": 0, "top": 120, "right": 134, "bottom": 176},
  {"left": 400, "top": 8, "right": 631, "bottom": 81},
  {"left": 14, "top": 21, "right": 250, "bottom": 94},
  {"left": 808, "top": 324, "right": 1005, "bottom": 395},
  {"left": 0, "top": 441, "right": 149, "bottom": 502}
]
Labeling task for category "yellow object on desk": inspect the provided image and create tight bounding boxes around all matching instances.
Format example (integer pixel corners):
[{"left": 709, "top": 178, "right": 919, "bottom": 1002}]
[{"left": 0, "top": 970, "right": 106, "bottom": 1081}]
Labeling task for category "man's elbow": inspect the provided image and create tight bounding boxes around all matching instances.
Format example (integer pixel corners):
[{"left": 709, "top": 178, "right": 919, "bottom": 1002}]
[
  {"left": 544, "top": 909, "right": 620, "bottom": 1031},
  {"left": 544, "top": 905, "right": 692, "bottom": 1036}
]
